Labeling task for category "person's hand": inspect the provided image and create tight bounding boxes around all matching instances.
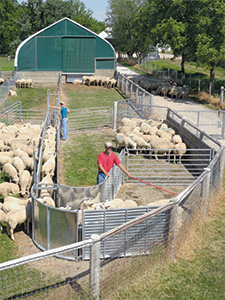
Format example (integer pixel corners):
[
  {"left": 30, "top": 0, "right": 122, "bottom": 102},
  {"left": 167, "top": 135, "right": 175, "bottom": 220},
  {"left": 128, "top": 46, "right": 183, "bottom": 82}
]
[
  {"left": 127, "top": 173, "right": 134, "bottom": 178},
  {"left": 105, "top": 172, "right": 110, "bottom": 177}
]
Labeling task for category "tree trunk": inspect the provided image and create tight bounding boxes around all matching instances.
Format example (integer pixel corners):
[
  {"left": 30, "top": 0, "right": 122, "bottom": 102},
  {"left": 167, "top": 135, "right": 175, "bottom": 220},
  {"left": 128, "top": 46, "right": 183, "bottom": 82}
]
[
  {"left": 181, "top": 52, "right": 185, "bottom": 81},
  {"left": 210, "top": 62, "right": 215, "bottom": 96}
]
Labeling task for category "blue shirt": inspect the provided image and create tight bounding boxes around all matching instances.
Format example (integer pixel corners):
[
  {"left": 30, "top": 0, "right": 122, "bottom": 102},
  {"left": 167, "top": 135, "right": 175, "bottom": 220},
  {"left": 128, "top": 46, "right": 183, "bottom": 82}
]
[{"left": 61, "top": 107, "right": 67, "bottom": 118}]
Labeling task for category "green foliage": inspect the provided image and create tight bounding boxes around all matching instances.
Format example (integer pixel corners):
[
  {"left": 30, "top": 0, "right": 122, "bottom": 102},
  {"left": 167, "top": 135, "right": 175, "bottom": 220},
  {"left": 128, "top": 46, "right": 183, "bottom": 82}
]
[
  {"left": 0, "top": 0, "right": 106, "bottom": 55},
  {"left": 106, "top": 0, "right": 151, "bottom": 58},
  {"left": 0, "top": 0, "right": 22, "bottom": 55}
]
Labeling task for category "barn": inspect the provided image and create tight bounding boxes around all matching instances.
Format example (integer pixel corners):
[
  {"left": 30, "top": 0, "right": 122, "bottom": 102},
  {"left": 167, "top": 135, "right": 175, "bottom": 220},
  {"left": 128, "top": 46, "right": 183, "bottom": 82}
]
[{"left": 14, "top": 17, "right": 116, "bottom": 83}]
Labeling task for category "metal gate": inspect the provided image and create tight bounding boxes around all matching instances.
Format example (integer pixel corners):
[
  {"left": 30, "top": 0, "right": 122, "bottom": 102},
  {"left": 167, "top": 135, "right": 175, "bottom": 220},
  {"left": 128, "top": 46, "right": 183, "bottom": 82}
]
[{"left": 68, "top": 106, "right": 113, "bottom": 132}]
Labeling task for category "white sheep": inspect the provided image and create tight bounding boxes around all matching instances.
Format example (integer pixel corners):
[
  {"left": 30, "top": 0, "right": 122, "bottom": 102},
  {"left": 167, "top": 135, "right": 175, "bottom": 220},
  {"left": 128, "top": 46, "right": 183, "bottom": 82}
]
[
  {"left": 42, "top": 155, "right": 55, "bottom": 177},
  {"left": 172, "top": 134, "right": 182, "bottom": 144},
  {"left": 115, "top": 133, "right": 136, "bottom": 151},
  {"left": 0, "top": 182, "right": 20, "bottom": 198},
  {"left": 149, "top": 136, "right": 174, "bottom": 160},
  {"left": 6, "top": 203, "right": 32, "bottom": 240},
  {"left": 117, "top": 124, "right": 136, "bottom": 134},
  {"left": 8, "top": 90, "right": 17, "bottom": 97},
  {"left": 0, "top": 139, "right": 10, "bottom": 151},
  {"left": 19, "top": 170, "right": 32, "bottom": 197},
  {"left": 12, "top": 156, "right": 25, "bottom": 176},
  {"left": 0, "top": 155, "right": 13, "bottom": 168},
  {"left": 140, "top": 122, "right": 151, "bottom": 134},
  {"left": 121, "top": 117, "right": 137, "bottom": 127},
  {"left": 2, "top": 198, "right": 31, "bottom": 214},
  {"left": 3, "top": 163, "right": 19, "bottom": 183},
  {"left": 173, "top": 142, "right": 187, "bottom": 164}
]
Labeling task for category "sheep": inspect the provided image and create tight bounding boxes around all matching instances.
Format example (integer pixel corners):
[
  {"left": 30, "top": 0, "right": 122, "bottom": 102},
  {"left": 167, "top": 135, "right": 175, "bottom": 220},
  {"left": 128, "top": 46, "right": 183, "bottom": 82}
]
[
  {"left": 117, "top": 124, "right": 137, "bottom": 135},
  {"left": 115, "top": 133, "right": 136, "bottom": 151},
  {"left": 156, "top": 129, "right": 173, "bottom": 142},
  {"left": 0, "top": 139, "right": 10, "bottom": 151},
  {"left": 0, "top": 155, "right": 13, "bottom": 168},
  {"left": 0, "top": 151, "right": 14, "bottom": 158},
  {"left": 173, "top": 142, "right": 187, "bottom": 164},
  {"left": 12, "top": 156, "right": 25, "bottom": 176},
  {"left": 149, "top": 136, "right": 174, "bottom": 160},
  {"left": 19, "top": 170, "right": 32, "bottom": 197},
  {"left": 128, "top": 134, "right": 150, "bottom": 150},
  {"left": 0, "top": 182, "right": 20, "bottom": 198},
  {"left": 16, "top": 80, "right": 21, "bottom": 88},
  {"left": 172, "top": 134, "right": 182, "bottom": 144},
  {"left": 72, "top": 79, "right": 82, "bottom": 85},
  {"left": 2, "top": 199, "right": 30, "bottom": 214},
  {"left": 8, "top": 90, "right": 17, "bottom": 97},
  {"left": 121, "top": 117, "right": 137, "bottom": 127},
  {"left": 6, "top": 203, "right": 32, "bottom": 240},
  {"left": 3, "top": 163, "right": 19, "bottom": 183},
  {"left": 40, "top": 173, "right": 54, "bottom": 197},
  {"left": 140, "top": 122, "right": 151, "bottom": 134},
  {"left": 180, "top": 85, "right": 190, "bottom": 99},
  {"left": 13, "top": 144, "right": 34, "bottom": 157},
  {"left": 0, "top": 210, "right": 7, "bottom": 232},
  {"left": 42, "top": 155, "right": 56, "bottom": 177},
  {"left": 0, "top": 78, "right": 4, "bottom": 85},
  {"left": 149, "top": 126, "right": 158, "bottom": 135},
  {"left": 38, "top": 196, "right": 55, "bottom": 207}
]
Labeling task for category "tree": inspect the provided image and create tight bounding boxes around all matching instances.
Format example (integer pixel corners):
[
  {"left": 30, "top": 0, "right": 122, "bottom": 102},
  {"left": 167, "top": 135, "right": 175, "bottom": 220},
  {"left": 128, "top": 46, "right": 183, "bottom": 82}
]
[
  {"left": 0, "top": 0, "right": 22, "bottom": 54},
  {"left": 195, "top": 0, "right": 225, "bottom": 95},
  {"left": 106, "top": 0, "right": 150, "bottom": 58},
  {"left": 148, "top": 0, "right": 200, "bottom": 80}
]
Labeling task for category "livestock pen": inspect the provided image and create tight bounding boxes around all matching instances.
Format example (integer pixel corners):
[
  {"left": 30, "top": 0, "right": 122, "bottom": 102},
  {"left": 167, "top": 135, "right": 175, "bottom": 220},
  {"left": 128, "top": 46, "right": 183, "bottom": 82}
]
[{"left": 0, "top": 73, "right": 224, "bottom": 299}]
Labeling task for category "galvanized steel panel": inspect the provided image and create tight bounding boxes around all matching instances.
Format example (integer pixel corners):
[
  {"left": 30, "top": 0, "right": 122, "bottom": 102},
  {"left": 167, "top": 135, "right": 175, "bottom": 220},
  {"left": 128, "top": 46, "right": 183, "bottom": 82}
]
[{"left": 82, "top": 206, "right": 169, "bottom": 259}]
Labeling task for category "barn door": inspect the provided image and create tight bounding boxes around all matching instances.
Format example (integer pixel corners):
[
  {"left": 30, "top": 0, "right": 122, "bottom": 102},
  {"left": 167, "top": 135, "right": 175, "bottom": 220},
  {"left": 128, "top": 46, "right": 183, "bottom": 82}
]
[{"left": 62, "top": 37, "right": 95, "bottom": 73}]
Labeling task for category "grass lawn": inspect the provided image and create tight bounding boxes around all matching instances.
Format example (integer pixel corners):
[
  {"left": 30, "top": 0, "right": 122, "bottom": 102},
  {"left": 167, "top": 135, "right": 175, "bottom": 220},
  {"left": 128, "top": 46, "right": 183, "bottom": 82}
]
[
  {"left": 108, "top": 193, "right": 225, "bottom": 299},
  {"left": 62, "top": 131, "right": 117, "bottom": 187},
  {"left": 62, "top": 84, "right": 125, "bottom": 109},
  {"left": 0, "top": 56, "right": 14, "bottom": 72},
  {"left": 6, "top": 86, "right": 57, "bottom": 110}
]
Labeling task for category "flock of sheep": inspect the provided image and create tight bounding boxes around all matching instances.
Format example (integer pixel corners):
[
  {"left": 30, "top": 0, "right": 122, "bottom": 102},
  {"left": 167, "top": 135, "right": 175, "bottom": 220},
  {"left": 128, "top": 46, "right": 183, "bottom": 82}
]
[
  {"left": 115, "top": 117, "right": 187, "bottom": 163},
  {"left": 72, "top": 75, "right": 117, "bottom": 89},
  {"left": 0, "top": 122, "right": 56, "bottom": 240},
  {"left": 130, "top": 76, "right": 190, "bottom": 99},
  {"left": 16, "top": 79, "right": 33, "bottom": 88}
]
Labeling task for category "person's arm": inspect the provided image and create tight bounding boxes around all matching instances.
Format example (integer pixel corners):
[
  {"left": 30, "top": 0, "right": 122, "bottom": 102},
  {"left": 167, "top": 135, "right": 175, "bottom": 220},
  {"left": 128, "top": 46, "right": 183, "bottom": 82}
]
[
  {"left": 98, "top": 164, "right": 110, "bottom": 177},
  {"left": 118, "top": 163, "right": 133, "bottom": 178},
  {"left": 49, "top": 105, "right": 61, "bottom": 111},
  {"left": 67, "top": 108, "right": 70, "bottom": 113}
]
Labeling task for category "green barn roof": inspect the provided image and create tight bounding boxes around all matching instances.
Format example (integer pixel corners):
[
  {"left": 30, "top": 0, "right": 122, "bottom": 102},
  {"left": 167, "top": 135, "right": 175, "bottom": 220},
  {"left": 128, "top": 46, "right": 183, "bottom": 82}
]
[{"left": 15, "top": 17, "right": 116, "bottom": 74}]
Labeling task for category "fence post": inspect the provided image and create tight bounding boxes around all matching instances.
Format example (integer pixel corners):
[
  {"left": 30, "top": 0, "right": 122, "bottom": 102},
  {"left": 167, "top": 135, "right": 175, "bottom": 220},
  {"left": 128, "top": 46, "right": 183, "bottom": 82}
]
[
  {"left": 90, "top": 234, "right": 100, "bottom": 300},
  {"left": 202, "top": 168, "right": 211, "bottom": 217},
  {"left": 209, "top": 82, "right": 212, "bottom": 98},
  {"left": 125, "top": 79, "right": 128, "bottom": 96},
  {"left": 222, "top": 111, "right": 225, "bottom": 139},
  {"left": 130, "top": 83, "right": 133, "bottom": 98},
  {"left": 168, "top": 203, "right": 178, "bottom": 261},
  {"left": 189, "top": 74, "right": 191, "bottom": 89},
  {"left": 113, "top": 101, "right": 118, "bottom": 129},
  {"left": 198, "top": 78, "right": 201, "bottom": 93},
  {"left": 220, "top": 86, "right": 224, "bottom": 106}
]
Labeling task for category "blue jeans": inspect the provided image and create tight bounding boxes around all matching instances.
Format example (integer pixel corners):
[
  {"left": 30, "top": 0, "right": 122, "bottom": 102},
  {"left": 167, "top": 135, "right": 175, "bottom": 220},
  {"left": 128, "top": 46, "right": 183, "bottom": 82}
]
[
  {"left": 97, "top": 171, "right": 106, "bottom": 184},
  {"left": 61, "top": 117, "right": 68, "bottom": 140}
]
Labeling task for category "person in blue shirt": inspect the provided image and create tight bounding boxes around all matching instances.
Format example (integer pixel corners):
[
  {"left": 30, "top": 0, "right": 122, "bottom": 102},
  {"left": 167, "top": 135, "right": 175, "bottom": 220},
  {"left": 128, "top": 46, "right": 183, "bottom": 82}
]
[{"left": 49, "top": 101, "right": 70, "bottom": 140}]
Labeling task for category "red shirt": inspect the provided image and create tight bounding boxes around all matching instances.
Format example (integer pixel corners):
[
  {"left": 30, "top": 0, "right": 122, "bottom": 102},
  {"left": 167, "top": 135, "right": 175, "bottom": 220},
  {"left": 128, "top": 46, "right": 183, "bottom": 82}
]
[{"left": 97, "top": 152, "right": 121, "bottom": 172}]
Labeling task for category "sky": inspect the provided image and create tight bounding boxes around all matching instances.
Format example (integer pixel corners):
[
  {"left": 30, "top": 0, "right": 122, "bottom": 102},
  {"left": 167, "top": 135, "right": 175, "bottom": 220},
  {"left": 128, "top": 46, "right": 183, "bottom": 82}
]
[{"left": 17, "top": 0, "right": 108, "bottom": 22}]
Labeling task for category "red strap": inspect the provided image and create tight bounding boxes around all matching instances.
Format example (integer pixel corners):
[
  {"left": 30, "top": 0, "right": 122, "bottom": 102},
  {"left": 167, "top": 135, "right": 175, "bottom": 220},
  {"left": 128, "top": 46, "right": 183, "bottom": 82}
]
[{"left": 131, "top": 176, "right": 178, "bottom": 196}]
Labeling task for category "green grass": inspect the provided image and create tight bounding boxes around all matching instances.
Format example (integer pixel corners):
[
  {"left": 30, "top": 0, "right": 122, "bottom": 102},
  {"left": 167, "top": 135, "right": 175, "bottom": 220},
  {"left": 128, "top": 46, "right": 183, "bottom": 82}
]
[
  {"left": 8, "top": 86, "right": 57, "bottom": 110},
  {"left": 63, "top": 131, "right": 117, "bottom": 186},
  {"left": 63, "top": 84, "right": 125, "bottom": 109},
  {"left": 0, "top": 56, "right": 14, "bottom": 71},
  {"left": 108, "top": 194, "right": 225, "bottom": 299}
]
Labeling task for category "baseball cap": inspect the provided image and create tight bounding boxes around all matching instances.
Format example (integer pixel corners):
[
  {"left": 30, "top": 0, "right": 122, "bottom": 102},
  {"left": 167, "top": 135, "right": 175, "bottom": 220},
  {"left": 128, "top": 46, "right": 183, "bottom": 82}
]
[
  {"left": 105, "top": 141, "right": 112, "bottom": 148},
  {"left": 60, "top": 101, "right": 64, "bottom": 105}
]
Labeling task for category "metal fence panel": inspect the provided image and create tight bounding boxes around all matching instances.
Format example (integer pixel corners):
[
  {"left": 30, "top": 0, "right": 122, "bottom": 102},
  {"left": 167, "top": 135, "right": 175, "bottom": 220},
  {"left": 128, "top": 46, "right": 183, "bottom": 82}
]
[
  {"left": 82, "top": 206, "right": 170, "bottom": 260},
  {"left": 0, "top": 73, "right": 19, "bottom": 106},
  {"left": 125, "top": 149, "right": 213, "bottom": 185},
  {"left": 68, "top": 106, "right": 113, "bottom": 132}
]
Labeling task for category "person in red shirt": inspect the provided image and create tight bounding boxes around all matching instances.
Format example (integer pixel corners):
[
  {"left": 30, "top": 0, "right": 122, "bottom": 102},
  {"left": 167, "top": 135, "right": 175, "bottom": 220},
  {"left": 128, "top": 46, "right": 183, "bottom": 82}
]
[{"left": 97, "top": 141, "right": 133, "bottom": 184}]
